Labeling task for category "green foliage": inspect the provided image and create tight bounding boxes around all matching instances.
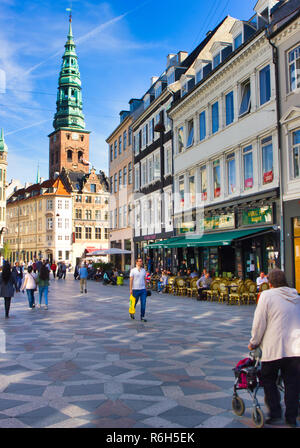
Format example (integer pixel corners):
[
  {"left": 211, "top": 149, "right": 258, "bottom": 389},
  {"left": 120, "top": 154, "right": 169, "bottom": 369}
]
[
  {"left": 3, "top": 241, "right": 11, "bottom": 260},
  {"left": 92, "top": 262, "right": 113, "bottom": 271}
]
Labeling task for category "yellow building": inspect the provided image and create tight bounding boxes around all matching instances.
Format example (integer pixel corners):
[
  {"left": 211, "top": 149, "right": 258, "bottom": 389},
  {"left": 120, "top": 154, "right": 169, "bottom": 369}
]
[{"left": 0, "top": 129, "right": 8, "bottom": 257}]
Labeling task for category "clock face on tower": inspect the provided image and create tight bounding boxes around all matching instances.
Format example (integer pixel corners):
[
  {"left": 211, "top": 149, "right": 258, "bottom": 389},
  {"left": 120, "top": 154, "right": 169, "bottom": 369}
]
[{"left": 72, "top": 133, "right": 79, "bottom": 140}]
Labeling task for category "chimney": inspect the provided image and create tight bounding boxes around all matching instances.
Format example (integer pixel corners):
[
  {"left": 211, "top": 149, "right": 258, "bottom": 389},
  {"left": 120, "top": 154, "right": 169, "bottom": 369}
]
[
  {"left": 178, "top": 51, "right": 188, "bottom": 64},
  {"left": 151, "top": 76, "right": 159, "bottom": 86},
  {"left": 167, "top": 54, "right": 177, "bottom": 68}
]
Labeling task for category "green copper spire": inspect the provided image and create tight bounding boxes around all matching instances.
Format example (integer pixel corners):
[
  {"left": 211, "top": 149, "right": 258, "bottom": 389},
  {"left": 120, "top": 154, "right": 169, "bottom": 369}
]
[
  {"left": 53, "top": 14, "right": 85, "bottom": 131},
  {"left": 0, "top": 129, "right": 7, "bottom": 152}
]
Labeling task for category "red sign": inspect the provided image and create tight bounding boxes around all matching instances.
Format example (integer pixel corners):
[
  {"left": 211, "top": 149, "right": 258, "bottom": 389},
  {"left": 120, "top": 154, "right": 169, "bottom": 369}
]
[
  {"left": 214, "top": 187, "right": 220, "bottom": 198},
  {"left": 245, "top": 177, "right": 253, "bottom": 189},
  {"left": 201, "top": 192, "right": 207, "bottom": 201},
  {"left": 263, "top": 170, "right": 273, "bottom": 184}
]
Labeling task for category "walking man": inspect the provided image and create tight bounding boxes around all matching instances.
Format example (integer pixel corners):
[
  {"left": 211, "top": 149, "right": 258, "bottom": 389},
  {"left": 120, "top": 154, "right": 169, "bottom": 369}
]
[
  {"left": 129, "top": 258, "right": 148, "bottom": 322},
  {"left": 248, "top": 269, "right": 300, "bottom": 427},
  {"left": 79, "top": 262, "right": 88, "bottom": 294}
]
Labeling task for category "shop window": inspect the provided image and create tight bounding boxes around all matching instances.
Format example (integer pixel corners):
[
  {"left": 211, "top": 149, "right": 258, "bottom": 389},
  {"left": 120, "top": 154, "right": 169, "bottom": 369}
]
[
  {"left": 189, "top": 170, "right": 195, "bottom": 207},
  {"left": 213, "top": 160, "right": 221, "bottom": 198},
  {"left": 200, "top": 165, "right": 207, "bottom": 201},
  {"left": 179, "top": 175, "right": 185, "bottom": 208},
  {"left": 294, "top": 218, "right": 300, "bottom": 291},
  {"left": 262, "top": 137, "right": 273, "bottom": 184},
  {"left": 243, "top": 145, "right": 253, "bottom": 190},
  {"left": 227, "top": 152, "right": 236, "bottom": 195}
]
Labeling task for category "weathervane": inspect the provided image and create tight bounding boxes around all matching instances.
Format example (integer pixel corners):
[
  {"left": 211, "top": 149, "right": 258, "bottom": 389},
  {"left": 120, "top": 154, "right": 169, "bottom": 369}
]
[{"left": 66, "top": 5, "right": 72, "bottom": 23}]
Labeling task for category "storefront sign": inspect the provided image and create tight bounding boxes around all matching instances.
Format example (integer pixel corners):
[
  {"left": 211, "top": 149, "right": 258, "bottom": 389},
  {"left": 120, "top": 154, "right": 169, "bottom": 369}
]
[
  {"left": 144, "top": 235, "right": 156, "bottom": 240},
  {"left": 263, "top": 170, "right": 273, "bottom": 184},
  {"left": 180, "top": 222, "right": 196, "bottom": 234},
  {"left": 202, "top": 214, "right": 235, "bottom": 231},
  {"left": 242, "top": 206, "right": 273, "bottom": 226}
]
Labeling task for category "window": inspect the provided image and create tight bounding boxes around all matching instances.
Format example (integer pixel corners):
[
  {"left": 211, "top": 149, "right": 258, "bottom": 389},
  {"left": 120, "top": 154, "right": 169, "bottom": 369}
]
[
  {"left": 179, "top": 175, "right": 185, "bottom": 208},
  {"left": 118, "top": 169, "right": 122, "bottom": 188},
  {"left": 123, "top": 166, "right": 127, "bottom": 186},
  {"left": 75, "top": 195, "right": 82, "bottom": 202},
  {"left": 128, "top": 127, "right": 132, "bottom": 146},
  {"left": 58, "top": 218, "right": 62, "bottom": 228},
  {"left": 95, "top": 196, "right": 101, "bottom": 203},
  {"left": 199, "top": 111, "right": 206, "bottom": 141},
  {"left": 165, "top": 148, "right": 172, "bottom": 175},
  {"left": 135, "top": 165, "right": 140, "bottom": 190},
  {"left": 155, "top": 83, "right": 162, "bottom": 98},
  {"left": 189, "top": 170, "right": 195, "bottom": 207},
  {"left": 85, "top": 227, "right": 92, "bottom": 239},
  {"left": 65, "top": 218, "right": 69, "bottom": 229},
  {"left": 148, "top": 156, "right": 154, "bottom": 183},
  {"left": 46, "top": 200, "right": 53, "bottom": 211},
  {"left": 110, "top": 176, "right": 113, "bottom": 193},
  {"left": 46, "top": 217, "right": 53, "bottom": 230},
  {"left": 142, "top": 124, "right": 148, "bottom": 147},
  {"left": 234, "top": 33, "right": 242, "bottom": 50},
  {"left": 58, "top": 251, "right": 63, "bottom": 260},
  {"left": 119, "top": 136, "right": 122, "bottom": 154},
  {"left": 259, "top": 65, "right": 271, "bottom": 105},
  {"left": 262, "top": 136, "right": 273, "bottom": 184},
  {"left": 213, "top": 52, "right": 221, "bottom": 69},
  {"left": 75, "top": 209, "right": 82, "bottom": 219},
  {"left": 167, "top": 70, "right": 175, "bottom": 85},
  {"left": 114, "top": 173, "right": 117, "bottom": 193},
  {"left": 181, "top": 82, "right": 188, "bottom": 97},
  {"left": 186, "top": 119, "right": 194, "bottom": 147},
  {"left": 292, "top": 129, "right": 300, "bottom": 178},
  {"left": 288, "top": 45, "right": 300, "bottom": 91},
  {"left": 144, "top": 96, "right": 150, "bottom": 109},
  {"left": 119, "top": 206, "right": 122, "bottom": 228},
  {"left": 227, "top": 152, "right": 236, "bottom": 194},
  {"left": 95, "top": 228, "right": 101, "bottom": 239},
  {"left": 196, "top": 68, "right": 203, "bottom": 84},
  {"left": 95, "top": 210, "right": 101, "bottom": 220},
  {"left": 67, "top": 150, "right": 72, "bottom": 161},
  {"left": 57, "top": 200, "right": 62, "bottom": 209},
  {"left": 123, "top": 131, "right": 127, "bottom": 150},
  {"left": 213, "top": 160, "right": 221, "bottom": 198},
  {"left": 85, "top": 196, "right": 92, "bottom": 203},
  {"left": 104, "top": 228, "right": 109, "bottom": 239},
  {"left": 239, "top": 80, "right": 251, "bottom": 116},
  {"left": 128, "top": 162, "right": 132, "bottom": 184},
  {"left": 85, "top": 210, "right": 92, "bottom": 220},
  {"left": 65, "top": 200, "right": 69, "bottom": 209},
  {"left": 243, "top": 145, "right": 253, "bottom": 189},
  {"left": 212, "top": 101, "right": 219, "bottom": 134},
  {"left": 141, "top": 161, "right": 147, "bottom": 186},
  {"left": 90, "top": 184, "right": 96, "bottom": 193},
  {"left": 225, "top": 91, "right": 234, "bottom": 126},
  {"left": 110, "top": 144, "right": 113, "bottom": 162},
  {"left": 178, "top": 127, "right": 184, "bottom": 153},
  {"left": 149, "top": 119, "right": 154, "bottom": 143},
  {"left": 114, "top": 141, "right": 117, "bottom": 158},
  {"left": 200, "top": 165, "right": 207, "bottom": 201},
  {"left": 75, "top": 227, "right": 82, "bottom": 239},
  {"left": 123, "top": 205, "right": 127, "bottom": 227},
  {"left": 154, "top": 153, "right": 160, "bottom": 179}
]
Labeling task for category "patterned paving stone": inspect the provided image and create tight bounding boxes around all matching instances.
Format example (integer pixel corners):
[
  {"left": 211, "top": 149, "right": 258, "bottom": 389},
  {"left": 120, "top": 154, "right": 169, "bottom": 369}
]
[{"left": 0, "top": 274, "right": 286, "bottom": 428}]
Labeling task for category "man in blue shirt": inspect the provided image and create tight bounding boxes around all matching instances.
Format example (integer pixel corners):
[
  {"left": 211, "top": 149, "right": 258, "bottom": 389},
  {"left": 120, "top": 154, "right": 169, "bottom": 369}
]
[{"left": 79, "top": 262, "right": 88, "bottom": 294}]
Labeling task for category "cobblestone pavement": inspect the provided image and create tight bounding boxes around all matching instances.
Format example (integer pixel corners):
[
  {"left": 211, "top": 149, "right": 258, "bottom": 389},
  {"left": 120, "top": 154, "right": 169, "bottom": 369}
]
[{"left": 0, "top": 275, "right": 296, "bottom": 429}]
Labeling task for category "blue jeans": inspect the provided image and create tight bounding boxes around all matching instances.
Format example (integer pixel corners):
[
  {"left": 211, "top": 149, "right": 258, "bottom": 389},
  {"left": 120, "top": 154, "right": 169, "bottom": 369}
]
[
  {"left": 26, "top": 289, "right": 35, "bottom": 308},
  {"left": 39, "top": 286, "right": 48, "bottom": 306},
  {"left": 132, "top": 289, "right": 147, "bottom": 318},
  {"left": 16, "top": 277, "right": 23, "bottom": 291}
]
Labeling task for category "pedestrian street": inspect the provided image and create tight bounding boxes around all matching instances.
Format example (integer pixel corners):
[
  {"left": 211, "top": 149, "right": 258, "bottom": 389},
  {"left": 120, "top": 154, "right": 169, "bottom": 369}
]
[{"left": 0, "top": 275, "right": 295, "bottom": 428}]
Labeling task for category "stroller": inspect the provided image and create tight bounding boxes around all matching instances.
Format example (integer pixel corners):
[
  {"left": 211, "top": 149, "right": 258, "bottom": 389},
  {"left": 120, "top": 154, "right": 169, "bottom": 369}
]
[{"left": 232, "top": 348, "right": 265, "bottom": 427}]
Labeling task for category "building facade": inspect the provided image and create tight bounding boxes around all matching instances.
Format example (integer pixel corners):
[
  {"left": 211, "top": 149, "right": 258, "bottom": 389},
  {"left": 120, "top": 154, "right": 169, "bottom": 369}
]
[
  {"left": 5, "top": 177, "right": 72, "bottom": 264},
  {"left": 167, "top": 1, "right": 282, "bottom": 279},
  {"left": 270, "top": 0, "right": 300, "bottom": 290},
  {"left": 0, "top": 129, "right": 8, "bottom": 260},
  {"left": 107, "top": 107, "right": 134, "bottom": 271}
]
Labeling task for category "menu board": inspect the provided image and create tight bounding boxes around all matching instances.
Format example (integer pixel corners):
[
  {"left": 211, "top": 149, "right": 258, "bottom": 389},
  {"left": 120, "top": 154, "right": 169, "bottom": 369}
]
[
  {"left": 242, "top": 206, "right": 273, "bottom": 226},
  {"left": 202, "top": 214, "right": 235, "bottom": 231}
]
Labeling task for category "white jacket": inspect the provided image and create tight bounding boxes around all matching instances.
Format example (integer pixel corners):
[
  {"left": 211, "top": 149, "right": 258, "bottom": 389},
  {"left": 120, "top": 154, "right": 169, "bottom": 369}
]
[{"left": 250, "top": 287, "right": 300, "bottom": 362}]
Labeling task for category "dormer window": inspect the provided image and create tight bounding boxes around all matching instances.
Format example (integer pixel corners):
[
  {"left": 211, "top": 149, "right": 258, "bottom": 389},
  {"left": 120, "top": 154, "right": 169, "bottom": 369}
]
[
  {"left": 213, "top": 53, "right": 221, "bottom": 69},
  {"left": 234, "top": 33, "right": 242, "bottom": 50},
  {"left": 144, "top": 95, "right": 150, "bottom": 109},
  {"left": 196, "top": 68, "right": 203, "bottom": 84},
  {"left": 155, "top": 83, "right": 162, "bottom": 98},
  {"left": 181, "top": 82, "right": 188, "bottom": 97},
  {"left": 167, "top": 70, "right": 175, "bottom": 85}
]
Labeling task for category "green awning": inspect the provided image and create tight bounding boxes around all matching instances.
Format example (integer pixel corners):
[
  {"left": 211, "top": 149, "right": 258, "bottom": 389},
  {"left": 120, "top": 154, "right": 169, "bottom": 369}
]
[
  {"left": 161, "top": 227, "right": 273, "bottom": 248},
  {"left": 147, "top": 237, "right": 183, "bottom": 249}
]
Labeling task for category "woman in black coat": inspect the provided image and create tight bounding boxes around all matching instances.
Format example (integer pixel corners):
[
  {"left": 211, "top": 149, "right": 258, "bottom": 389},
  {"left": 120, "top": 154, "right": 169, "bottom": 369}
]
[{"left": 0, "top": 262, "right": 17, "bottom": 318}]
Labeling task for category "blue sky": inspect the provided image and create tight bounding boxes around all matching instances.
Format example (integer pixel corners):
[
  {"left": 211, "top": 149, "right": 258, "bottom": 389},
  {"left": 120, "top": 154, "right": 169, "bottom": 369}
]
[{"left": 0, "top": 0, "right": 256, "bottom": 185}]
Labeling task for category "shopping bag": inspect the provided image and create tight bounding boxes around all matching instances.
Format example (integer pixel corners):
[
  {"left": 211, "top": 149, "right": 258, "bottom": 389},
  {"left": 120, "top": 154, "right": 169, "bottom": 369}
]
[{"left": 129, "top": 294, "right": 136, "bottom": 315}]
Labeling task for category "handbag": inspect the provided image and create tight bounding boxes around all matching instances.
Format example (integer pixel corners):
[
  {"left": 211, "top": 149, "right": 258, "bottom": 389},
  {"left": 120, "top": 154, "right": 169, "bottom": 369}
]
[
  {"left": 146, "top": 289, "right": 152, "bottom": 297},
  {"left": 129, "top": 294, "right": 136, "bottom": 315}
]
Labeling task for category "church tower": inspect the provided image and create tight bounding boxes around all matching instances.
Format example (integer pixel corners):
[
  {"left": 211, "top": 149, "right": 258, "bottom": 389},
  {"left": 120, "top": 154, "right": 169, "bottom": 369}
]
[{"left": 49, "top": 14, "right": 90, "bottom": 178}]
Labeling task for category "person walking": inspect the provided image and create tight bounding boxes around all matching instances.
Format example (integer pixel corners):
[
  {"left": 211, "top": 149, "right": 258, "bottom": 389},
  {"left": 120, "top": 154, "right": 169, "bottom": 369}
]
[
  {"left": 129, "top": 258, "right": 148, "bottom": 322},
  {"left": 37, "top": 263, "right": 50, "bottom": 310},
  {"left": 61, "top": 262, "right": 67, "bottom": 280},
  {"left": 21, "top": 266, "right": 37, "bottom": 309},
  {"left": 79, "top": 262, "right": 88, "bottom": 293},
  {"left": 0, "top": 262, "right": 18, "bottom": 318},
  {"left": 248, "top": 269, "right": 300, "bottom": 428},
  {"left": 50, "top": 262, "right": 57, "bottom": 279},
  {"left": 12, "top": 261, "right": 23, "bottom": 292}
]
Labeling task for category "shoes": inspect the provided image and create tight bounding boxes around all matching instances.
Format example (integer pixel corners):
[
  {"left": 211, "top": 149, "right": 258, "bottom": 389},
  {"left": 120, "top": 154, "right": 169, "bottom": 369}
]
[
  {"left": 32, "top": 304, "right": 35, "bottom": 308},
  {"left": 130, "top": 314, "right": 135, "bottom": 320},
  {"left": 265, "top": 417, "right": 282, "bottom": 426},
  {"left": 285, "top": 419, "right": 298, "bottom": 428},
  {"left": 44, "top": 306, "right": 48, "bottom": 310},
  {"left": 38, "top": 304, "right": 41, "bottom": 309},
  {"left": 141, "top": 317, "right": 147, "bottom": 322},
  {"left": 85, "top": 290, "right": 87, "bottom": 293}
]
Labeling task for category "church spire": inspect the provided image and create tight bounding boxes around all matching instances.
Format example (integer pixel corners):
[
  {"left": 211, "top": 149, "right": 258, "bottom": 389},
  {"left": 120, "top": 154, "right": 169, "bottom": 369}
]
[
  {"left": 0, "top": 128, "right": 8, "bottom": 152},
  {"left": 53, "top": 12, "right": 85, "bottom": 131}
]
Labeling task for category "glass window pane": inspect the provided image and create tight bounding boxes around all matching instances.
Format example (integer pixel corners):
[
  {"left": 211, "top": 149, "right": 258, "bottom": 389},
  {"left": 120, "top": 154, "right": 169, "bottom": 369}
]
[
  {"left": 234, "top": 33, "right": 242, "bottom": 50},
  {"left": 260, "top": 65, "right": 271, "bottom": 105},
  {"left": 199, "top": 111, "right": 206, "bottom": 141},
  {"left": 187, "top": 120, "right": 194, "bottom": 147},
  {"left": 212, "top": 102, "right": 219, "bottom": 134},
  {"left": 213, "top": 160, "right": 221, "bottom": 198},
  {"left": 225, "top": 91, "right": 234, "bottom": 125},
  {"left": 178, "top": 127, "right": 184, "bottom": 153},
  {"left": 201, "top": 166, "right": 207, "bottom": 201},
  {"left": 262, "top": 141, "right": 273, "bottom": 184},
  {"left": 227, "top": 157, "right": 236, "bottom": 194},
  {"left": 239, "top": 81, "right": 251, "bottom": 115},
  {"left": 244, "top": 147, "right": 253, "bottom": 189}
]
